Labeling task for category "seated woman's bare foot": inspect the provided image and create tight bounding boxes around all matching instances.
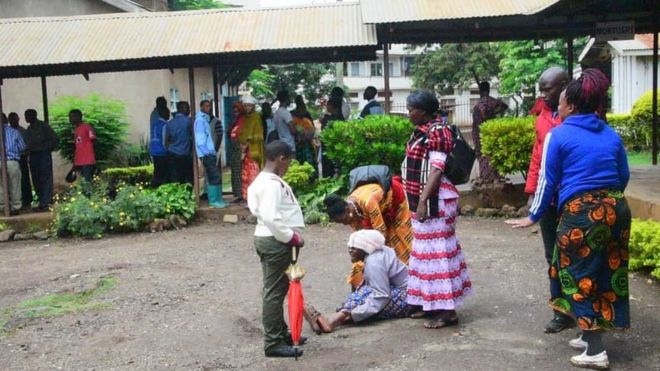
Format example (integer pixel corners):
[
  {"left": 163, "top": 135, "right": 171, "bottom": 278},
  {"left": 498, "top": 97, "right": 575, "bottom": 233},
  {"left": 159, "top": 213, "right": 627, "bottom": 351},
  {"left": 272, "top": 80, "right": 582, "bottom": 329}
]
[
  {"left": 316, "top": 315, "right": 334, "bottom": 333},
  {"left": 423, "top": 313, "right": 459, "bottom": 329},
  {"left": 303, "top": 306, "right": 323, "bottom": 334}
]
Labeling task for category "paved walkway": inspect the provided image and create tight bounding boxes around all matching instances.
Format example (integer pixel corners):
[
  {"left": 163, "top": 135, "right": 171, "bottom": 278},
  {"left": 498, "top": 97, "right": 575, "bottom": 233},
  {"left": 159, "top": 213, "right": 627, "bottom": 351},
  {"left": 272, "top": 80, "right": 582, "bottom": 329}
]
[{"left": 626, "top": 165, "right": 660, "bottom": 221}]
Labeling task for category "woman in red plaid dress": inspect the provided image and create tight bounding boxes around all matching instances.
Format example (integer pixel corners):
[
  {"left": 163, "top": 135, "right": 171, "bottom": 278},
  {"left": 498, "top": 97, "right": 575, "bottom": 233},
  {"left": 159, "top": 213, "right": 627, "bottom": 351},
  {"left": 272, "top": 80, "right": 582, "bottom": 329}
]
[{"left": 402, "top": 90, "right": 472, "bottom": 329}]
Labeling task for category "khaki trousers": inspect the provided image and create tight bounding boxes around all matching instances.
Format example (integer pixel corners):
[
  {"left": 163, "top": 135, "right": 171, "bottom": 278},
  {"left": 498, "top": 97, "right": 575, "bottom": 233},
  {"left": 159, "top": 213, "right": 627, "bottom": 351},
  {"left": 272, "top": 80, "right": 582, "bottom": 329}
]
[{"left": 0, "top": 160, "right": 22, "bottom": 212}]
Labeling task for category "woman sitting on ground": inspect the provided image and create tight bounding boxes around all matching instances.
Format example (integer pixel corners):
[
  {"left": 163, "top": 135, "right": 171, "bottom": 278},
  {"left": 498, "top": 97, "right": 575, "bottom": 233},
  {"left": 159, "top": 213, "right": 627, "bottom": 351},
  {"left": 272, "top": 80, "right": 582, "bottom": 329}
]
[
  {"left": 305, "top": 230, "right": 411, "bottom": 333},
  {"left": 324, "top": 174, "right": 412, "bottom": 289}
]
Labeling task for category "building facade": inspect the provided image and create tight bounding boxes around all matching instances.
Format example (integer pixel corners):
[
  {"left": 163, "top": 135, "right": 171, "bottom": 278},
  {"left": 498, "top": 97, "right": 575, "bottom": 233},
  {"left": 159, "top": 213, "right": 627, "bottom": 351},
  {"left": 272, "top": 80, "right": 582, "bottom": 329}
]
[
  {"left": 342, "top": 44, "right": 510, "bottom": 125},
  {"left": 580, "top": 34, "right": 660, "bottom": 114},
  {"left": 1, "top": 0, "right": 218, "bottom": 183}
]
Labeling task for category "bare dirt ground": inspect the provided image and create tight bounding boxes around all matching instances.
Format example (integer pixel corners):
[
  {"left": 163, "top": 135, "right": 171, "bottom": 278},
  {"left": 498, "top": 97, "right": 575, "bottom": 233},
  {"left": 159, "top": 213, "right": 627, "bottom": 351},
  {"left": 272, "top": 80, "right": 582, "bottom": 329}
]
[{"left": 0, "top": 218, "right": 658, "bottom": 371}]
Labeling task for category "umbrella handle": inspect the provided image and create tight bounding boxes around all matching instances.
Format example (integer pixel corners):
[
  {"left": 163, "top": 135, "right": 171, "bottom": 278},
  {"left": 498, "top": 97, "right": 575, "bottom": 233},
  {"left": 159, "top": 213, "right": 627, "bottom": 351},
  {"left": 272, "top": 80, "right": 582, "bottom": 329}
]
[{"left": 292, "top": 246, "right": 299, "bottom": 263}]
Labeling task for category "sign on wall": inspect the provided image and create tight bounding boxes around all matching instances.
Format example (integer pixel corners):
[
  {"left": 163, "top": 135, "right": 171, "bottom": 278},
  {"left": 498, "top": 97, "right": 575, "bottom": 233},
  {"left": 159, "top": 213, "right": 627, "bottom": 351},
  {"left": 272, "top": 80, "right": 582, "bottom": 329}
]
[{"left": 595, "top": 21, "right": 635, "bottom": 42}]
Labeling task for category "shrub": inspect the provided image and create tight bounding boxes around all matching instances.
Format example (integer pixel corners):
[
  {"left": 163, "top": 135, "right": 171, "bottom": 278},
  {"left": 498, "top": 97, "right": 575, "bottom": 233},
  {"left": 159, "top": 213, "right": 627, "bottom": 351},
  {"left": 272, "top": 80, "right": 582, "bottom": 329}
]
[
  {"left": 629, "top": 219, "right": 660, "bottom": 280},
  {"left": 102, "top": 165, "right": 154, "bottom": 186},
  {"left": 149, "top": 183, "right": 196, "bottom": 220},
  {"left": 607, "top": 114, "right": 638, "bottom": 149},
  {"left": 282, "top": 160, "right": 315, "bottom": 193},
  {"left": 629, "top": 90, "right": 659, "bottom": 149},
  {"left": 320, "top": 115, "right": 413, "bottom": 175},
  {"left": 50, "top": 94, "right": 129, "bottom": 167},
  {"left": 52, "top": 182, "right": 195, "bottom": 238},
  {"left": 297, "top": 176, "right": 347, "bottom": 225},
  {"left": 480, "top": 116, "right": 535, "bottom": 178}
]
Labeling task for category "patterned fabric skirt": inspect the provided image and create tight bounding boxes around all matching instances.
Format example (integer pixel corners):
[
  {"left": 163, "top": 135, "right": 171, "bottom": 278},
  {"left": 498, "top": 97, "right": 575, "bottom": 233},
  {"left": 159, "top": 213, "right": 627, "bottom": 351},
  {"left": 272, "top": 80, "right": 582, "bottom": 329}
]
[
  {"left": 338, "top": 285, "right": 412, "bottom": 320},
  {"left": 549, "top": 190, "right": 631, "bottom": 331},
  {"left": 295, "top": 142, "right": 317, "bottom": 169},
  {"left": 407, "top": 198, "right": 472, "bottom": 311},
  {"left": 229, "top": 139, "right": 243, "bottom": 198}
]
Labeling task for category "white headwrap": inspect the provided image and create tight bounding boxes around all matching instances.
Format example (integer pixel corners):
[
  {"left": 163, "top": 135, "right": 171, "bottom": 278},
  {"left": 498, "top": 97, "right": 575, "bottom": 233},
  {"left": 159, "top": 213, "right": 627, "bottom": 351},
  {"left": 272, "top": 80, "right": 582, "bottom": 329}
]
[
  {"left": 241, "top": 95, "right": 258, "bottom": 105},
  {"left": 347, "top": 230, "right": 385, "bottom": 255}
]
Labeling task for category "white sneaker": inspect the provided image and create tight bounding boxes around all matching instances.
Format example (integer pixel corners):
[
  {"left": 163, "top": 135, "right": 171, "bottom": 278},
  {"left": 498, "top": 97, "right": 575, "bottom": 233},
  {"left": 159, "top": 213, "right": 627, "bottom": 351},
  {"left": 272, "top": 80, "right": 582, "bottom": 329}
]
[
  {"left": 569, "top": 335, "right": 588, "bottom": 350},
  {"left": 570, "top": 350, "right": 609, "bottom": 370}
]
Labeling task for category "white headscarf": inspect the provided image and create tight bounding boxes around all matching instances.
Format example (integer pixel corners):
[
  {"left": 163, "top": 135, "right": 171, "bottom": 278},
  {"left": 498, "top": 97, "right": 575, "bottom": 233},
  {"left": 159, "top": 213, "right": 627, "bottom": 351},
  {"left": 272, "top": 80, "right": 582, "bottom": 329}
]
[
  {"left": 347, "top": 230, "right": 385, "bottom": 255},
  {"left": 241, "top": 95, "right": 258, "bottom": 105}
]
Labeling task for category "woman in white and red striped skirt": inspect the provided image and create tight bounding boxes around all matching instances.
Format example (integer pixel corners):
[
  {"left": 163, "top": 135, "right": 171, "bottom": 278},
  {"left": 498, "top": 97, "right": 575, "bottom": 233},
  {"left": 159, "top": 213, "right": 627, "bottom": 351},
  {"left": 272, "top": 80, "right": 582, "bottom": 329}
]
[{"left": 402, "top": 90, "right": 472, "bottom": 329}]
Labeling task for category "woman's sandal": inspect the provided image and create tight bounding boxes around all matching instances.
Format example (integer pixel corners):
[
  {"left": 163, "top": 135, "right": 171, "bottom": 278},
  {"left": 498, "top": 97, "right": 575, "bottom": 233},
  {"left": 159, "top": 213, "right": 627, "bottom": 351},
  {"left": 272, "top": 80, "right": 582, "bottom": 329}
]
[
  {"left": 423, "top": 316, "right": 459, "bottom": 329},
  {"left": 303, "top": 306, "right": 323, "bottom": 334}
]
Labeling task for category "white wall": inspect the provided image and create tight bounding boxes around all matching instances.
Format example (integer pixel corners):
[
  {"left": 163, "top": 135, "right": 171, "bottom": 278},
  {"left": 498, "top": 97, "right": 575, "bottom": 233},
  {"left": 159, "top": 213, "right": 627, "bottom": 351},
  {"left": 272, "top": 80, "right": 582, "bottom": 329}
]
[
  {"left": 612, "top": 54, "right": 660, "bottom": 114},
  {"left": 2, "top": 68, "right": 216, "bottom": 183}
]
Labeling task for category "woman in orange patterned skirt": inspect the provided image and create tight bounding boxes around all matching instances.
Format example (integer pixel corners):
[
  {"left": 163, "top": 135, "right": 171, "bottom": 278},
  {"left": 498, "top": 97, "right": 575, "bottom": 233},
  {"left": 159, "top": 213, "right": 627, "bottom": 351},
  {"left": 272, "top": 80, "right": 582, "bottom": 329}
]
[{"left": 324, "top": 177, "right": 412, "bottom": 289}]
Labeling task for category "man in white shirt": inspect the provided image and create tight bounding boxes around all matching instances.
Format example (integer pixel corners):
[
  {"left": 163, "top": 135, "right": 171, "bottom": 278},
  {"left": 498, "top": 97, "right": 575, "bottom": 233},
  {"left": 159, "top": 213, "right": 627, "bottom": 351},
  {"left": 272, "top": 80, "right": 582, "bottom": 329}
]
[
  {"left": 358, "top": 86, "right": 385, "bottom": 119},
  {"left": 273, "top": 91, "right": 296, "bottom": 152},
  {"left": 247, "top": 140, "right": 306, "bottom": 358}
]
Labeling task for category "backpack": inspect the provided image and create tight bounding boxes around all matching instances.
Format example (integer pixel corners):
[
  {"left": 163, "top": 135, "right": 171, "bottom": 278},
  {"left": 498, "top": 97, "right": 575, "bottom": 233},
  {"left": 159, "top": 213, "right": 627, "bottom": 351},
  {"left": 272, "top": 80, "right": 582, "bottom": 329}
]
[
  {"left": 349, "top": 165, "right": 392, "bottom": 194},
  {"left": 442, "top": 123, "right": 475, "bottom": 185}
]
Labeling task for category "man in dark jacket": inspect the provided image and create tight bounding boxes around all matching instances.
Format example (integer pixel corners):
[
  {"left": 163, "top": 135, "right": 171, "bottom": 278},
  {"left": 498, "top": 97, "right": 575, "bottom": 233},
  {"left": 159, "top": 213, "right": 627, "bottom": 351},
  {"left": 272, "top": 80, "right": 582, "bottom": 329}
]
[{"left": 25, "top": 109, "right": 59, "bottom": 212}]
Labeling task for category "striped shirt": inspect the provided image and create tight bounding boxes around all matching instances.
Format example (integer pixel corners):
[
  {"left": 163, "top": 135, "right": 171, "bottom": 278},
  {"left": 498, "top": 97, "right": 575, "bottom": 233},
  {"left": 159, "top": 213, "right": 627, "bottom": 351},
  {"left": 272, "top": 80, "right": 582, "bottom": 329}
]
[{"left": 3, "top": 125, "right": 27, "bottom": 161}]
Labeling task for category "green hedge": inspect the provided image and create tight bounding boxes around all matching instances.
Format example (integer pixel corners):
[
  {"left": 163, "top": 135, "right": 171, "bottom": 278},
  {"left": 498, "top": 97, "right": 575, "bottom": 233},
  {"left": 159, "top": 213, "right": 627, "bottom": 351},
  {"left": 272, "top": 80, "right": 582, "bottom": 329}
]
[
  {"left": 480, "top": 116, "right": 535, "bottom": 178},
  {"left": 101, "top": 165, "right": 153, "bottom": 186},
  {"left": 630, "top": 219, "right": 660, "bottom": 280},
  {"left": 320, "top": 115, "right": 413, "bottom": 175},
  {"left": 52, "top": 182, "right": 194, "bottom": 238}
]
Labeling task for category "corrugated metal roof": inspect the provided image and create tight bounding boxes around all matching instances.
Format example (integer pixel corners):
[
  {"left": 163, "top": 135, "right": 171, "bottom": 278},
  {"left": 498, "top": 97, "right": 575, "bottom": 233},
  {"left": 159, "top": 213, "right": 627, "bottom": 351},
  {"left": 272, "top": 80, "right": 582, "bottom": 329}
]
[
  {"left": 0, "top": 2, "right": 376, "bottom": 69},
  {"left": 360, "top": 0, "right": 560, "bottom": 23}
]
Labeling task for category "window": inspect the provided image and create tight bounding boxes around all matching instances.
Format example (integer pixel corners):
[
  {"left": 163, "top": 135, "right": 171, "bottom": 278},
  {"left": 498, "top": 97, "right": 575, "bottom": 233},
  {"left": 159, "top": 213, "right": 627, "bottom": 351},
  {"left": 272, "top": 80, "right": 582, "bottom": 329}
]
[
  {"left": 350, "top": 62, "right": 360, "bottom": 77},
  {"left": 403, "top": 56, "right": 415, "bottom": 76},
  {"left": 348, "top": 92, "right": 359, "bottom": 98},
  {"left": 370, "top": 63, "right": 383, "bottom": 77},
  {"left": 388, "top": 63, "right": 394, "bottom": 77}
]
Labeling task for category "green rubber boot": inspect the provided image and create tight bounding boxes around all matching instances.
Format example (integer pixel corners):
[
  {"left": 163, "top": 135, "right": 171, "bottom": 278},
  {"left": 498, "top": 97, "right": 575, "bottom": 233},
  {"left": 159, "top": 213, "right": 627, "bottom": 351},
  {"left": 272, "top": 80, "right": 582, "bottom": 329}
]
[{"left": 208, "top": 184, "right": 228, "bottom": 209}]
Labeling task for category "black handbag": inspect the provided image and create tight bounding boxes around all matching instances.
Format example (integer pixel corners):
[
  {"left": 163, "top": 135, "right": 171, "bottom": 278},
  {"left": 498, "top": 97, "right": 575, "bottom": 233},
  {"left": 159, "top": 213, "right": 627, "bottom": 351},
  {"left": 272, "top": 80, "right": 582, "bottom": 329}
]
[
  {"left": 444, "top": 124, "right": 476, "bottom": 185},
  {"left": 65, "top": 167, "right": 78, "bottom": 183}
]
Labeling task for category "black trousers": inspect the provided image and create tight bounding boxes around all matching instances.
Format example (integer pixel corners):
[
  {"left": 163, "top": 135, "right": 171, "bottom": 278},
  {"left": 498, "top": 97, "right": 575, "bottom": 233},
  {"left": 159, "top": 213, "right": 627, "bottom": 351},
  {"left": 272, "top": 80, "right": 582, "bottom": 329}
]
[
  {"left": 19, "top": 156, "right": 32, "bottom": 207},
  {"left": 28, "top": 150, "right": 54, "bottom": 208},
  {"left": 168, "top": 154, "right": 193, "bottom": 185},
  {"left": 78, "top": 165, "right": 95, "bottom": 183},
  {"left": 151, "top": 155, "right": 170, "bottom": 187}
]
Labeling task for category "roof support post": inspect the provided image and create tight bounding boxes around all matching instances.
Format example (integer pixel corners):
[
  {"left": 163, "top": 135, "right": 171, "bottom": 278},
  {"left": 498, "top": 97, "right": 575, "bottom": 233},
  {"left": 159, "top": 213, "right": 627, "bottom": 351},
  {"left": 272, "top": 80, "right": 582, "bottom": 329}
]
[
  {"left": 188, "top": 67, "right": 200, "bottom": 204},
  {"left": 566, "top": 37, "right": 574, "bottom": 77},
  {"left": 652, "top": 29, "right": 658, "bottom": 165},
  {"left": 383, "top": 43, "right": 391, "bottom": 114},
  {"left": 0, "top": 80, "right": 10, "bottom": 217},
  {"left": 41, "top": 76, "right": 49, "bottom": 124}
]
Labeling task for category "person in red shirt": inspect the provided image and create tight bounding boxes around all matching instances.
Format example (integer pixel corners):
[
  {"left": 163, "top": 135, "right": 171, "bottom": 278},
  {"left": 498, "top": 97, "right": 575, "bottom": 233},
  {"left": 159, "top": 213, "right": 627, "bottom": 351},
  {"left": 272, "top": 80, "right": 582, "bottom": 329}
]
[
  {"left": 524, "top": 67, "right": 571, "bottom": 334},
  {"left": 70, "top": 109, "right": 96, "bottom": 182}
]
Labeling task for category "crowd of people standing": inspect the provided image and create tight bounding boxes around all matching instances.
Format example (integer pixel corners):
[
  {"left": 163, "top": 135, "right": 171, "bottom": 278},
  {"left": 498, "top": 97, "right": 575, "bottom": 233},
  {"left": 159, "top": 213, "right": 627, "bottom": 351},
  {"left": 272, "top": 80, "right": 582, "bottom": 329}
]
[
  {"left": 247, "top": 67, "right": 632, "bottom": 370},
  {"left": 0, "top": 109, "right": 58, "bottom": 215}
]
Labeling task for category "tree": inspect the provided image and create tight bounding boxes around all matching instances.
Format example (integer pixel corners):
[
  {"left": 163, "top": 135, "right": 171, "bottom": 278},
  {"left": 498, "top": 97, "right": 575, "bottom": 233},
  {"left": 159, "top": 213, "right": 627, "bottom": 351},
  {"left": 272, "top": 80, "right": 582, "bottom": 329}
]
[
  {"left": 411, "top": 43, "right": 503, "bottom": 94},
  {"left": 498, "top": 37, "right": 589, "bottom": 96},
  {"left": 247, "top": 63, "right": 336, "bottom": 103},
  {"left": 50, "top": 94, "right": 128, "bottom": 167},
  {"left": 168, "top": 0, "right": 232, "bottom": 10}
]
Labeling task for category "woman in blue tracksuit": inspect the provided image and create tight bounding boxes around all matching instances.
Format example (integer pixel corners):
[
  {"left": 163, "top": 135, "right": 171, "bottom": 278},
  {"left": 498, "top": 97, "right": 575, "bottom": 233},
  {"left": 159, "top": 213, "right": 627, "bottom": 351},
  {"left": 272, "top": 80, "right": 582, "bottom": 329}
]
[{"left": 507, "top": 69, "right": 630, "bottom": 370}]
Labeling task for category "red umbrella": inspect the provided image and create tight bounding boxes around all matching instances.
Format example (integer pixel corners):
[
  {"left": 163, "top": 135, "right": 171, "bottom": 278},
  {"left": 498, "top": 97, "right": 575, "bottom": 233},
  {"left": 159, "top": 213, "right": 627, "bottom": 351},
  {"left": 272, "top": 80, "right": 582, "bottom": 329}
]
[{"left": 286, "top": 247, "right": 305, "bottom": 360}]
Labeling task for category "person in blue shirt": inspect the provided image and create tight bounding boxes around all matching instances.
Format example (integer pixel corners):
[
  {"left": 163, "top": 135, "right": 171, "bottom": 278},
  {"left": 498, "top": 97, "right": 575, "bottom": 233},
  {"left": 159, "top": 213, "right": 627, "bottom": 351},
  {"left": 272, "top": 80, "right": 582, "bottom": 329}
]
[
  {"left": 194, "top": 100, "right": 227, "bottom": 208},
  {"left": 1, "top": 113, "right": 27, "bottom": 215},
  {"left": 150, "top": 96, "right": 167, "bottom": 129},
  {"left": 507, "top": 69, "right": 631, "bottom": 370},
  {"left": 150, "top": 105, "right": 170, "bottom": 187},
  {"left": 166, "top": 101, "right": 193, "bottom": 185}
]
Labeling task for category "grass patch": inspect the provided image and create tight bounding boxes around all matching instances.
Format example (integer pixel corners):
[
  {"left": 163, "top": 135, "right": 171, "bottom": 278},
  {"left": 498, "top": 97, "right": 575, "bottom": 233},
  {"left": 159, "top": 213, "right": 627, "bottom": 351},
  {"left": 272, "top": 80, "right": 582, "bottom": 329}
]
[
  {"left": 0, "top": 276, "right": 118, "bottom": 337},
  {"left": 18, "top": 276, "right": 117, "bottom": 318},
  {"left": 628, "top": 151, "right": 652, "bottom": 167},
  {"left": 24, "top": 223, "right": 43, "bottom": 234}
]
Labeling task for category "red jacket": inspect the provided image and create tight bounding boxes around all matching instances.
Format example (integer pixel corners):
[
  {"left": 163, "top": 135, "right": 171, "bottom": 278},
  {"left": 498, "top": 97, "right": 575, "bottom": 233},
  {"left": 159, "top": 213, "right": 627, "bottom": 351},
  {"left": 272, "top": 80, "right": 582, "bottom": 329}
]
[{"left": 525, "top": 104, "right": 561, "bottom": 194}]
